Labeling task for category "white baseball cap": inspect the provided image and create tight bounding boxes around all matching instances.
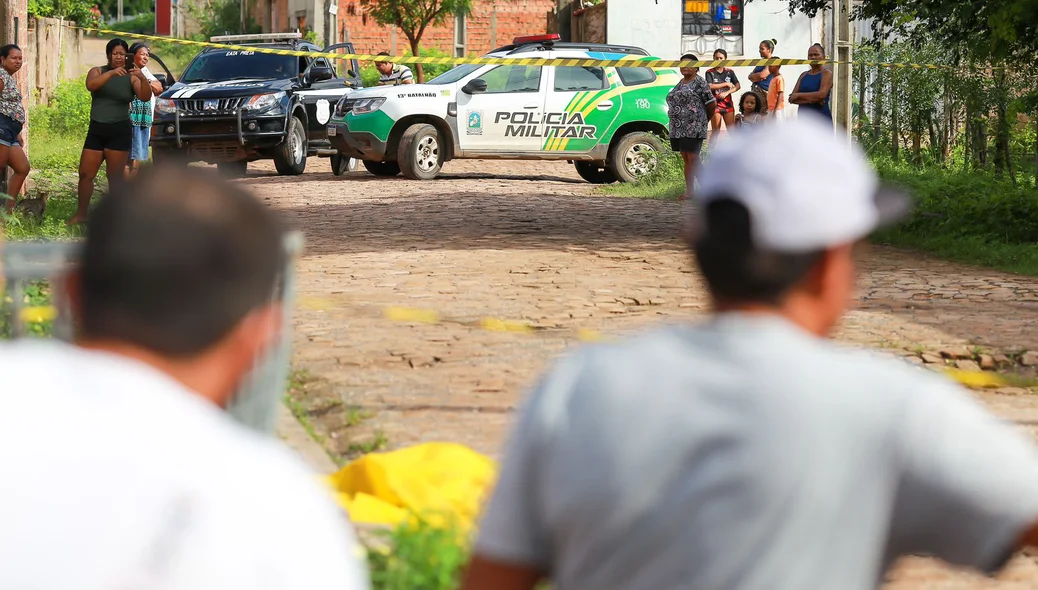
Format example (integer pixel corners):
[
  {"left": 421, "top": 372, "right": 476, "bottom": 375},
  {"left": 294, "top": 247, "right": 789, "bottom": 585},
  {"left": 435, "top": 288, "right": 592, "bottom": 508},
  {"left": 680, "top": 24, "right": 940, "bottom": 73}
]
[{"left": 691, "top": 114, "right": 911, "bottom": 253}]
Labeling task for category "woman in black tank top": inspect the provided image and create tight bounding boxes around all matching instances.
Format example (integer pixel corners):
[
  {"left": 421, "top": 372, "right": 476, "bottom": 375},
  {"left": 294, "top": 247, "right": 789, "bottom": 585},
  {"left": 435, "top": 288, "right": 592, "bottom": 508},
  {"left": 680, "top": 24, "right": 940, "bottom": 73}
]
[{"left": 68, "top": 37, "right": 153, "bottom": 225}]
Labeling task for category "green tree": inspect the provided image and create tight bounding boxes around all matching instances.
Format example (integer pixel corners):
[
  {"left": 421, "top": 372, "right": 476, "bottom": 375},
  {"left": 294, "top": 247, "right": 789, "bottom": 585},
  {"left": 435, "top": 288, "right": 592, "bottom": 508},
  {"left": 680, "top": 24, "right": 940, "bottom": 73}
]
[
  {"left": 28, "top": 0, "right": 97, "bottom": 24},
  {"left": 360, "top": 0, "right": 473, "bottom": 82}
]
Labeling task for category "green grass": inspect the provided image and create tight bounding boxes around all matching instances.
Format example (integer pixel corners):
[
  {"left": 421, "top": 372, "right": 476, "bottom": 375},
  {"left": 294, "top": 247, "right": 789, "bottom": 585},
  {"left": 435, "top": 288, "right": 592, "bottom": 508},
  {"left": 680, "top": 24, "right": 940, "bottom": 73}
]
[
  {"left": 601, "top": 141, "right": 685, "bottom": 200},
  {"left": 600, "top": 145, "right": 1038, "bottom": 276},
  {"left": 348, "top": 430, "right": 389, "bottom": 456},
  {"left": 366, "top": 518, "right": 470, "bottom": 590}
]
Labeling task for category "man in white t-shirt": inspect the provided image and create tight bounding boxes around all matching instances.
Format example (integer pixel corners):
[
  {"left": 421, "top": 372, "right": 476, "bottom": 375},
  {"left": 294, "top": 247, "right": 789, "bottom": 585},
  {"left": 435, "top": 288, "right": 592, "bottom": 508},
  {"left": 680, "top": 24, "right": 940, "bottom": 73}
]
[
  {"left": 0, "top": 166, "right": 370, "bottom": 589},
  {"left": 462, "top": 116, "right": 1038, "bottom": 590}
]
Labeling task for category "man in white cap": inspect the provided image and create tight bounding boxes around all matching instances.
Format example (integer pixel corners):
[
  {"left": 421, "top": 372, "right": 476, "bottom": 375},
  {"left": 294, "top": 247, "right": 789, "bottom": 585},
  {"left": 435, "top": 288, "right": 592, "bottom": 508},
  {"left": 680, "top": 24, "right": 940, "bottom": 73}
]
[{"left": 460, "top": 115, "right": 1038, "bottom": 590}]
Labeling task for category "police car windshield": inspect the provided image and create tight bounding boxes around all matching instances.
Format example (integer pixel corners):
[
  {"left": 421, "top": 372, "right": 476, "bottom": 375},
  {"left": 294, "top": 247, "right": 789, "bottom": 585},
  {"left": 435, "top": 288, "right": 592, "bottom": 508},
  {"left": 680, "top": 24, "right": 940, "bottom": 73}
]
[
  {"left": 181, "top": 50, "right": 297, "bottom": 83},
  {"left": 426, "top": 64, "right": 481, "bottom": 85}
]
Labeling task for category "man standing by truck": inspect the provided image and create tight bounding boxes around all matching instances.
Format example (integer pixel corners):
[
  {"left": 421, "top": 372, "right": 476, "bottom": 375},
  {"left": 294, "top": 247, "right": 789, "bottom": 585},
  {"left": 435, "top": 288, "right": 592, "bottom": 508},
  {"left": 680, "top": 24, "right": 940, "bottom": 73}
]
[{"left": 375, "top": 52, "right": 414, "bottom": 86}]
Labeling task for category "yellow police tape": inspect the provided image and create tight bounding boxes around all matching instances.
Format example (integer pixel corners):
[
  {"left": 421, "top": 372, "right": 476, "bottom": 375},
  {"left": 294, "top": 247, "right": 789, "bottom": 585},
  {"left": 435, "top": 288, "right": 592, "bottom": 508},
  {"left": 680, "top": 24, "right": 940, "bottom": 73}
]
[
  {"left": 78, "top": 26, "right": 970, "bottom": 71},
  {"left": 12, "top": 299, "right": 1010, "bottom": 389}
]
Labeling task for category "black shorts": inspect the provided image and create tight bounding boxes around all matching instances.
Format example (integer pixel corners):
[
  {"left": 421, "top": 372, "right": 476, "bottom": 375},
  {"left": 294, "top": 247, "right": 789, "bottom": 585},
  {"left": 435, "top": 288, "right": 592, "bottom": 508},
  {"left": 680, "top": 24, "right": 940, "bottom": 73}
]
[
  {"left": 670, "top": 137, "right": 705, "bottom": 154},
  {"left": 84, "top": 119, "right": 132, "bottom": 152},
  {"left": 0, "top": 113, "right": 23, "bottom": 147}
]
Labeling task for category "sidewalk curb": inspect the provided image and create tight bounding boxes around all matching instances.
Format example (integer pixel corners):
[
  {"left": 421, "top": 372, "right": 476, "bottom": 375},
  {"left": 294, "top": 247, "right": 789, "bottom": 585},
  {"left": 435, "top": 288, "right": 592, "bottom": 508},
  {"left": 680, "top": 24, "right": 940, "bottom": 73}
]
[{"left": 275, "top": 401, "right": 340, "bottom": 475}]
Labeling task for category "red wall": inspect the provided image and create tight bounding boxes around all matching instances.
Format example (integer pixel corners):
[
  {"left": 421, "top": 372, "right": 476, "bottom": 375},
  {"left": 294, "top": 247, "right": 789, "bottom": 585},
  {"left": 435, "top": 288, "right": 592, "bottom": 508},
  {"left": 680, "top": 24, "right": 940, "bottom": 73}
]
[
  {"left": 334, "top": 0, "right": 554, "bottom": 56},
  {"left": 155, "top": 0, "right": 170, "bottom": 35}
]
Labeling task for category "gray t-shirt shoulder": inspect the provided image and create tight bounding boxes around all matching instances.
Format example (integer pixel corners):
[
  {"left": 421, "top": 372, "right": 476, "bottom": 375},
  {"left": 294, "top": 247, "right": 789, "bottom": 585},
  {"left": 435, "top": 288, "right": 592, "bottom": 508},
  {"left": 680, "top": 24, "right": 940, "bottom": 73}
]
[{"left": 475, "top": 315, "right": 1038, "bottom": 590}]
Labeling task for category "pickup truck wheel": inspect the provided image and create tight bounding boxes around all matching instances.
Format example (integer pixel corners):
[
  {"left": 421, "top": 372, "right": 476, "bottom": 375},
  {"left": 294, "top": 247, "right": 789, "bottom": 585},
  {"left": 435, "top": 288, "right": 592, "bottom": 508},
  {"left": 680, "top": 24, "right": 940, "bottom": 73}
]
[
  {"left": 331, "top": 153, "right": 357, "bottom": 176},
  {"left": 574, "top": 161, "right": 617, "bottom": 184},
  {"left": 273, "top": 116, "right": 307, "bottom": 176},
  {"left": 609, "top": 131, "right": 664, "bottom": 183},
  {"left": 362, "top": 160, "right": 401, "bottom": 177},
  {"left": 217, "top": 160, "right": 248, "bottom": 177},
  {"left": 397, "top": 123, "right": 443, "bottom": 180}
]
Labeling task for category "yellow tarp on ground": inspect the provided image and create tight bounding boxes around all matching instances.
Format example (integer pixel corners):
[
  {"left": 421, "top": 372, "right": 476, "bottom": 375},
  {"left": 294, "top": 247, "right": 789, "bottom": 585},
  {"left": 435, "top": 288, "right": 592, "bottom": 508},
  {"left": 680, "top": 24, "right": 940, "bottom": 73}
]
[{"left": 326, "top": 442, "right": 498, "bottom": 530}]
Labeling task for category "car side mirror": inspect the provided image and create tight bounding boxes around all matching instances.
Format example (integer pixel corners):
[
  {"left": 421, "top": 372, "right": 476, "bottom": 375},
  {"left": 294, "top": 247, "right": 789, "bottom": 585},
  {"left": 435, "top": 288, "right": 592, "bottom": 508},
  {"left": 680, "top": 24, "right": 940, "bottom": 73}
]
[
  {"left": 154, "top": 73, "right": 168, "bottom": 87},
  {"left": 462, "top": 78, "right": 488, "bottom": 95},
  {"left": 347, "top": 69, "right": 357, "bottom": 78},
  {"left": 311, "top": 65, "right": 335, "bottom": 83}
]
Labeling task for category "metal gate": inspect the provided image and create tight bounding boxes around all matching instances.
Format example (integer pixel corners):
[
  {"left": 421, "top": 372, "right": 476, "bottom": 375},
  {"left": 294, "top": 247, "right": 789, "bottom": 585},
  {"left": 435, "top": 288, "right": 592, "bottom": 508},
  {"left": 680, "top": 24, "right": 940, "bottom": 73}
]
[{"left": 0, "top": 232, "right": 304, "bottom": 434}]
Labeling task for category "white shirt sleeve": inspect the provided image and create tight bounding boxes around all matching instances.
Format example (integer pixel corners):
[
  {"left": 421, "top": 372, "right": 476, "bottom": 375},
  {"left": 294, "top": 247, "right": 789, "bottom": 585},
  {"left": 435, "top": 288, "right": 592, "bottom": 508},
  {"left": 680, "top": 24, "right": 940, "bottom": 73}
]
[
  {"left": 891, "top": 376, "right": 1038, "bottom": 573},
  {"left": 141, "top": 65, "right": 159, "bottom": 82}
]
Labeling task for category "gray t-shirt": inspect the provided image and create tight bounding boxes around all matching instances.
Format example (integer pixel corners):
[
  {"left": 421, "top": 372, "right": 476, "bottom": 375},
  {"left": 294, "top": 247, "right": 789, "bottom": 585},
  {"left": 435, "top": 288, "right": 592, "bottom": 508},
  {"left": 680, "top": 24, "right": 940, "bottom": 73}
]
[{"left": 475, "top": 314, "right": 1038, "bottom": 590}]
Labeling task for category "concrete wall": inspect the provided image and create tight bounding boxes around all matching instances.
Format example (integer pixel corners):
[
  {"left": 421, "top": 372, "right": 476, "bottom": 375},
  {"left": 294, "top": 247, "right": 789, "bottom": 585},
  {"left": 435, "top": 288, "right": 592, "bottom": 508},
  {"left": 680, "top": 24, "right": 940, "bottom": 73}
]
[
  {"left": 572, "top": 2, "right": 606, "bottom": 44},
  {"left": 606, "top": 0, "right": 681, "bottom": 59},
  {"left": 26, "top": 17, "right": 84, "bottom": 106}
]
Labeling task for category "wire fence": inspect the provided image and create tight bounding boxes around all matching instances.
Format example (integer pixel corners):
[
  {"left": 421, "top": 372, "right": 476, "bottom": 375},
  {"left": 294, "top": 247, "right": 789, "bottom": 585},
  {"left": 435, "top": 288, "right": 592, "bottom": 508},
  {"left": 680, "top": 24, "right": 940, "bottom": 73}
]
[{"left": 0, "top": 231, "right": 305, "bottom": 434}]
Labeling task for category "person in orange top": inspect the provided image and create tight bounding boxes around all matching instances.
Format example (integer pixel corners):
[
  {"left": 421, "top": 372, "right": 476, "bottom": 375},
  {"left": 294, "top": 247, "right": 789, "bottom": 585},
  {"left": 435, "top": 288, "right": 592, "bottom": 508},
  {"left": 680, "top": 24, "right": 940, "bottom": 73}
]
[{"left": 767, "top": 62, "right": 786, "bottom": 119}]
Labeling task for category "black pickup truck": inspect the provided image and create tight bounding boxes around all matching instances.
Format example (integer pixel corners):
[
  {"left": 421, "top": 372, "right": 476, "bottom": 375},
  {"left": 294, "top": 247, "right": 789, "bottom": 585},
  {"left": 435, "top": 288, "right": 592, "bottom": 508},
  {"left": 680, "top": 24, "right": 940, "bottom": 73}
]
[{"left": 150, "top": 33, "right": 361, "bottom": 176}]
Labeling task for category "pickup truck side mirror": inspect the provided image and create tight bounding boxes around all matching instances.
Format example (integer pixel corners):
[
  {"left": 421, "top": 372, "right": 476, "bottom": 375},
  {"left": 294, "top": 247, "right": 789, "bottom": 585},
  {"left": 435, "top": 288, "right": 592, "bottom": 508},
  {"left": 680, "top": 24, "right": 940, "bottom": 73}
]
[
  {"left": 347, "top": 69, "right": 357, "bottom": 78},
  {"left": 154, "top": 73, "right": 170, "bottom": 88},
  {"left": 311, "top": 65, "right": 335, "bottom": 83},
  {"left": 462, "top": 78, "right": 488, "bottom": 95}
]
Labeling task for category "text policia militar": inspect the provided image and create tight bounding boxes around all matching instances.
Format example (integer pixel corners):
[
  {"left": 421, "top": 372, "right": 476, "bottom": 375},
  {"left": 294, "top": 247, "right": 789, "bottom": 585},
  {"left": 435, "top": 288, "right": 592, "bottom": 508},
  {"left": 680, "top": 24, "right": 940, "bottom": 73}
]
[{"left": 497, "top": 111, "right": 597, "bottom": 139}]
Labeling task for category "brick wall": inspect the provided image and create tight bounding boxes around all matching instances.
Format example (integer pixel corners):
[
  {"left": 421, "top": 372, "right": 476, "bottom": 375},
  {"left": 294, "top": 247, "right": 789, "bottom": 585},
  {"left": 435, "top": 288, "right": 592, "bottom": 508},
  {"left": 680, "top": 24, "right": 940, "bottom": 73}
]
[{"left": 333, "top": 0, "right": 554, "bottom": 57}]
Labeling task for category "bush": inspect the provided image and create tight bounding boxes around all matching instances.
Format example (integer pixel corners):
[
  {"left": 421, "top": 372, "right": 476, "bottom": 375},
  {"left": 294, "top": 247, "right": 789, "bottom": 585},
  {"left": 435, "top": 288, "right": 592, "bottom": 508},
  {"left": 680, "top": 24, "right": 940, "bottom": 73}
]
[
  {"left": 359, "top": 46, "right": 456, "bottom": 88},
  {"left": 366, "top": 518, "right": 469, "bottom": 590},
  {"left": 106, "top": 12, "right": 154, "bottom": 33},
  {"left": 30, "top": 77, "right": 91, "bottom": 137},
  {"left": 874, "top": 158, "right": 1038, "bottom": 244}
]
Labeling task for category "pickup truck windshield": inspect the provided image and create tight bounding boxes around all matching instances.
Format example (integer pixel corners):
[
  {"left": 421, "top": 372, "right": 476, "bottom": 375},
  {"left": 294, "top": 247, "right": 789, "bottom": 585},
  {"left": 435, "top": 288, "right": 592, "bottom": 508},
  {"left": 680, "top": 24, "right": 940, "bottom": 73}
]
[{"left": 181, "top": 50, "right": 298, "bottom": 83}]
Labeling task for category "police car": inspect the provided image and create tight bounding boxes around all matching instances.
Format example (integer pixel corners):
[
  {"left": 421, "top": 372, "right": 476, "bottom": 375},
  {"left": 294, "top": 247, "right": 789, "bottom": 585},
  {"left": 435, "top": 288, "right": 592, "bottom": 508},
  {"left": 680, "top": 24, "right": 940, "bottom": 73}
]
[
  {"left": 326, "top": 34, "right": 679, "bottom": 183},
  {"left": 151, "top": 33, "right": 361, "bottom": 176}
]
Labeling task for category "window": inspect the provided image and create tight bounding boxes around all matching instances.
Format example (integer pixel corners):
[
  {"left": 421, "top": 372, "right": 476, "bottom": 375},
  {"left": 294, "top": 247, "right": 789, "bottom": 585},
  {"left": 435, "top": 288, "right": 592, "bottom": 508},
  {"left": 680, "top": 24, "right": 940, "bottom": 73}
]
[
  {"left": 481, "top": 65, "right": 542, "bottom": 93},
  {"left": 682, "top": 1, "right": 744, "bottom": 56},
  {"left": 553, "top": 66, "right": 607, "bottom": 92},
  {"left": 616, "top": 67, "right": 657, "bottom": 86},
  {"left": 454, "top": 11, "right": 466, "bottom": 57}
]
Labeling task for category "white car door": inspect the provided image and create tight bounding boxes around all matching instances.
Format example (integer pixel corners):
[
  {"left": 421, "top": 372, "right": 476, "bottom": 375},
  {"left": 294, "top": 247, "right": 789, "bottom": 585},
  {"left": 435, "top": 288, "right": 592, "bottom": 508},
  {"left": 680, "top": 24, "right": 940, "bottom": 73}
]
[{"left": 456, "top": 63, "right": 547, "bottom": 153}]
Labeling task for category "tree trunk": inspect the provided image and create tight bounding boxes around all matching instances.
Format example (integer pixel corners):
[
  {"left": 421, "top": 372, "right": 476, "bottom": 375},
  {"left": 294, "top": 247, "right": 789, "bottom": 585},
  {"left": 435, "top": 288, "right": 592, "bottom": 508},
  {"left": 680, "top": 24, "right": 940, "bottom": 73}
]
[
  {"left": 941, "top": 77, "right": 951, "bottom": 162},
  {"left": 1034, "top": 111, "right": 1038, "bottom": 188},
  {"left": 928, "top": 114, "right": 939, "bottom": 162},
  {"left": 873, "top": 65, "right": 883, "bottom": 145},
  {"left": 994, "top": 72, "right": 1008, "bottom": 176},
  {"left": 890, "top": 76, "right": 899, "bottom": 159},
  {"left": 857, "top": 62, "right": 866, "bottom": 139},
  {"left": 409, "top": 38, "right": 425, "bottom": 83}
]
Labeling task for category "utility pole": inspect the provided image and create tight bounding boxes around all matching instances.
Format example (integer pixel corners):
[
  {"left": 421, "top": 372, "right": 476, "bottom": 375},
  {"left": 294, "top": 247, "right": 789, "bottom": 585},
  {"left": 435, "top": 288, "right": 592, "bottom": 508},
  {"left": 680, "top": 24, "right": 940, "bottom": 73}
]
[
  {"left": 832, "top": 0, "right": 853, "bottom": 136},
  {"left": 118, "top": 0, "right": 124, "bottom": 21}
]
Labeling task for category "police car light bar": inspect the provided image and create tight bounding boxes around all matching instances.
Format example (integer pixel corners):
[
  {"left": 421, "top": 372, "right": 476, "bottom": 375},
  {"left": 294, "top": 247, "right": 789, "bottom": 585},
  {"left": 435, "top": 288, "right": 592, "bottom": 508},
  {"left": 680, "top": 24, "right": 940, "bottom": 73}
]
[
  {"left": 512, "top": 34, "right": 561, "bottom": 45},
  {"left": 210, "top": 32, "right": 303, "bottom": 43}
]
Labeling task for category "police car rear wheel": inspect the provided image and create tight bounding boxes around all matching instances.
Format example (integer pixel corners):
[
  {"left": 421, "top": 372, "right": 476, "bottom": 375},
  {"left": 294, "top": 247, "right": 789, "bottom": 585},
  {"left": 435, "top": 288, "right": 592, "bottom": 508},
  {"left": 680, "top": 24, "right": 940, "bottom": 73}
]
[
  {"left": 574, "top": 161, "right": 617, "bottom": 184},
  {"left": 362, "top": 160, "right": 401, "bottom": 176},
  {"left": 609, "top": 132, "right": 663, "bottom": 183},
  {"left": 398, "top": 123, "right": 443, "bottom": 180},
  {"left": 274, "top": 116, "right": 307, "bottom": 176}
]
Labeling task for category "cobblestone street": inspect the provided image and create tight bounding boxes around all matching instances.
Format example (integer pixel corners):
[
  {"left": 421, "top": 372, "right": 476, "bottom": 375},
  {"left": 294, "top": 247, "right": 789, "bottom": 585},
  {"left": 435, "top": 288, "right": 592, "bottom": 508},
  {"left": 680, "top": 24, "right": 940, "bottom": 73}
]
[{"left": 245, "top": 158, "right": 1038, "bottom": 588}]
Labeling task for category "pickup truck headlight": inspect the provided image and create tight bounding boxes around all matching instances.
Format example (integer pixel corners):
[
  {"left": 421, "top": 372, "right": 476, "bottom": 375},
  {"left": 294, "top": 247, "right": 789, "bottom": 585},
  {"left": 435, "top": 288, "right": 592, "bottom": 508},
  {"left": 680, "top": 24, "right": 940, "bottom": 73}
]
[
  {"left": 243, "top": 91, "right": 286, "bottom": 113},
  {"left": 155, "top": 98, "right": 176, "bottom": 115},
  {"left": 352, "top": 97, "right": 386, "bottom": 114}
]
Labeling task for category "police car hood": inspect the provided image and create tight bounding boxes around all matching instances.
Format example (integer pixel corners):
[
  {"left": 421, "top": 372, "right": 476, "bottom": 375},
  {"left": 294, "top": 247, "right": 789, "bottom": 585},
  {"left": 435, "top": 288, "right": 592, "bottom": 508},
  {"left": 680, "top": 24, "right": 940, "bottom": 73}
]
[{"left": 161, "top": 78, "right": 294, "bottom": 99}]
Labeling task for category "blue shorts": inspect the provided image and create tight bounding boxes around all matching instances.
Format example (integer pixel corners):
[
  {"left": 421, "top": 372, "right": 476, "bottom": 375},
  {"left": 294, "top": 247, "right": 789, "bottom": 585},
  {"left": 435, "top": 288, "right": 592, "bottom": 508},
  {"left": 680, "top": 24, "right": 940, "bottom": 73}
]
[
  {"left": 0, "top": 114, "right": 23, "bottom": 147},
  {"left": 130, "top": 125, "right": 151, "bottom": 161}
]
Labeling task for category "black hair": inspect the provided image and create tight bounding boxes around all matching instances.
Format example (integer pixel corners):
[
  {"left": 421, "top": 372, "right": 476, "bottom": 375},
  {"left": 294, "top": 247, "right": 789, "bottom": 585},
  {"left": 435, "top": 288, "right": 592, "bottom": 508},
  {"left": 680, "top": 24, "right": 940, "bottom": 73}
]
[
  {"left": 79, "top": 166, "right": 286, "bottom": 356},
  {"left": 692, "top": 199, "right": 824, "bottom": 305},
  {"left": 680, "top": 53, "right": 698, "bottom": 62},
  {"left": 809, "top": 43, "right": 825, "bottom": 56},
  {"left": 105, "top": 37, "right": 129, "bottom": 59},
  {"left": 760, "top": 39, "right": 777, "bottom": 52},
  {"left": 713, "top": 48, "right": 727, "bottom": 59},
  {"left": 0, "top": 44, "right": 20, "bottom": 59},
  {"left": 129, "top": 42, "right": 150, "bottom": 56},
  {"left": 376, "top": 51, "right": 391, "bottom": 58},
  {"left": 739, "top": 92, "right": 761, "bottom": 114}
]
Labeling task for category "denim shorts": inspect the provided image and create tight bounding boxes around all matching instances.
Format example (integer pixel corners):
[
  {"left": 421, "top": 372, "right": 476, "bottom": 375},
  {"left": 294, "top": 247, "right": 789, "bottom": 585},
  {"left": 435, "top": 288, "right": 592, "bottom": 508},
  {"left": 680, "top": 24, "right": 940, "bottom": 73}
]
[
  {"left": 131, "top": 125, "right": 152, "bottom": 161},
  {"left": 0, "top": 114, "right": 23, "bottom": 147}
]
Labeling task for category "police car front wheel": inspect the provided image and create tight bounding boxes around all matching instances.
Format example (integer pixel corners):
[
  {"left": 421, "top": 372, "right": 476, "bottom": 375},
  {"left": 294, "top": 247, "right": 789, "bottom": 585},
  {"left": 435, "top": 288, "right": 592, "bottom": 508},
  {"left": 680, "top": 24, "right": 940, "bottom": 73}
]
[{"left": 398, "top": 123, "right": 443, "bottom": 181}]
